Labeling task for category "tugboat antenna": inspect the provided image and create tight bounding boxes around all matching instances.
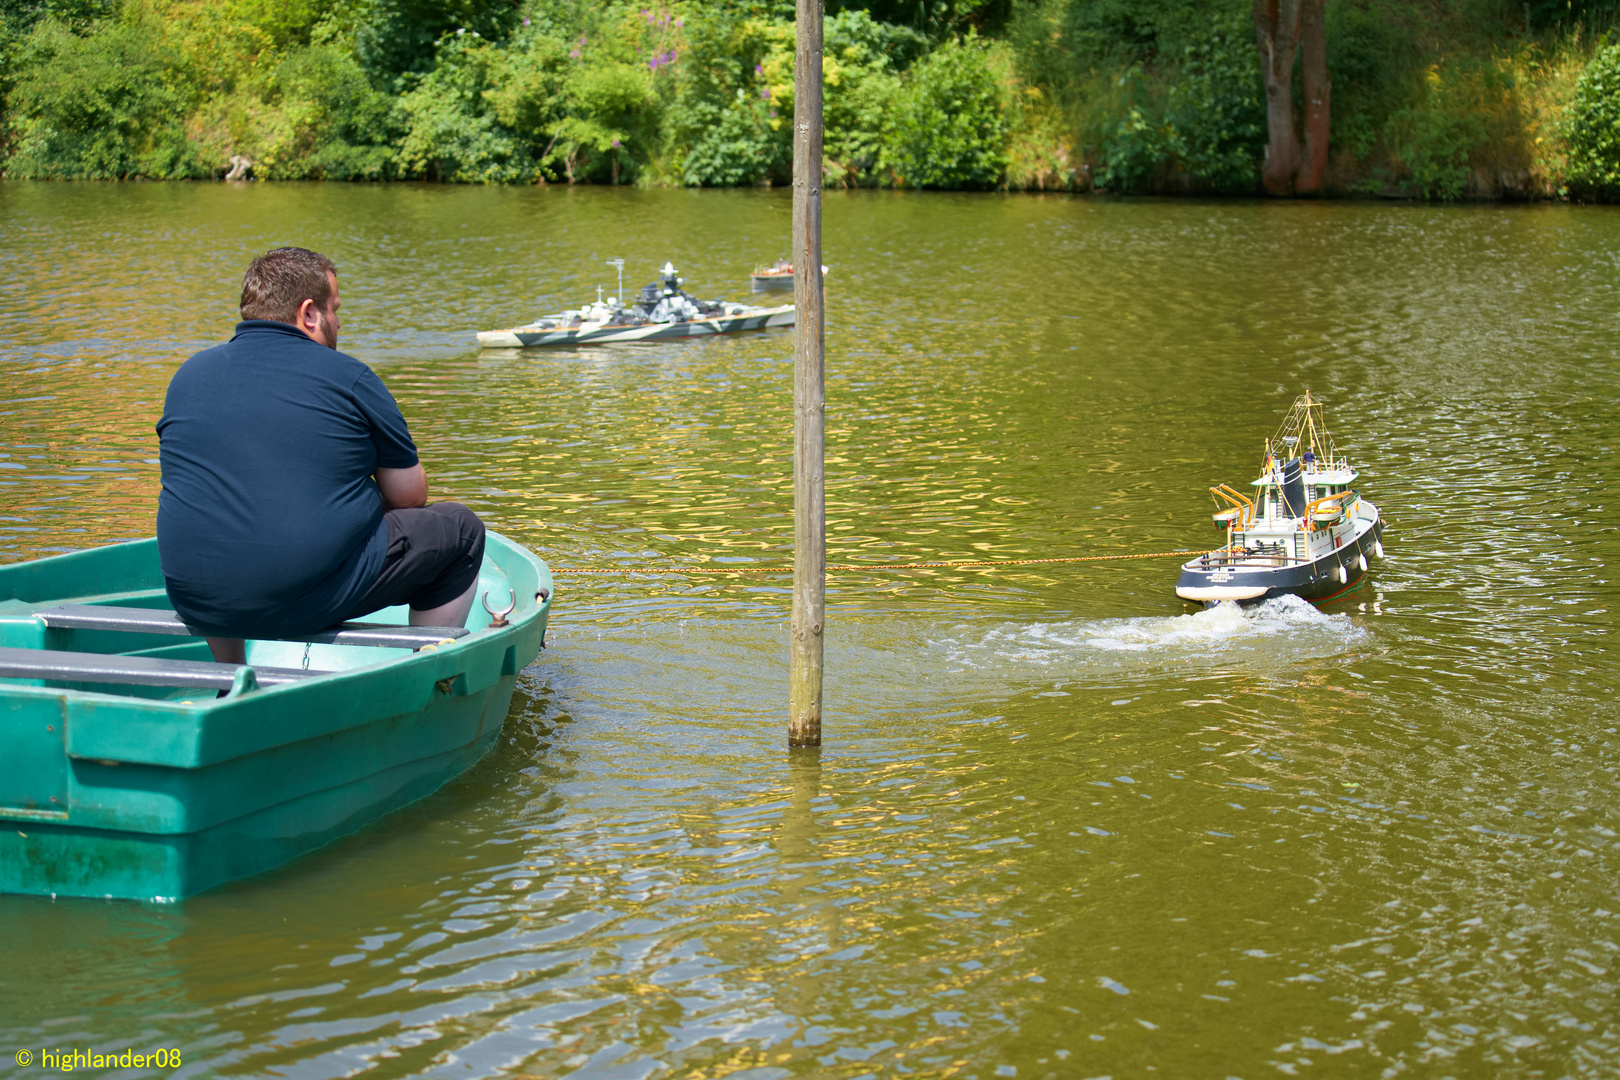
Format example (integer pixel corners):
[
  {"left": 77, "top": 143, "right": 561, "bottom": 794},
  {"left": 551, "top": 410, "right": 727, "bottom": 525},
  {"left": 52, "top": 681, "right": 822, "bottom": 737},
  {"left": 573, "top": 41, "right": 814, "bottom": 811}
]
[{"left": 605, "top": 258, "right": 624, "bottom": 303}]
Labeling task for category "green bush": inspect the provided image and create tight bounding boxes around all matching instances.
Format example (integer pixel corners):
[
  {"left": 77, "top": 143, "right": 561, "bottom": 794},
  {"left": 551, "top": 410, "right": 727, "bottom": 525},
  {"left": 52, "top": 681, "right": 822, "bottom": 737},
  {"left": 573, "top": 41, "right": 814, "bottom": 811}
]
[
  {"left": 1385, "top": 101, "right": 1483, "bottom": 199},
  {"left": 398, "top": 31, "right": 538, "bottom": 182},
  {"left": 1158, "top": 18, "right": 1262, "bottom": 191},
  {"left": 1063, "top": 0, "right": 1217, "bottom": 63},
  {"left": 482, "top": 27, "right": 569, "bottom": 140},
  {"left": 1, "top": 0, "right": 115, "bottom": 113},
  {"left": 883, "top": 33, "right": 1009, "bottom": 188},
  {"left": 1092, "top": 17, "right": 1261, "bottom": 193},
  {"left": 255, "top": 44, "right": 399, "bottom": 179},
  {"left": 550, "top": 56, "right": 660, "bottom": 183},
  {"left": 1383, "top": 57, "right": 1519, "bottom": 199},
  {"left": 5, "top": 16, "right": 206, "bottom": 178},
  {"left": 675, "top": 9, "right": 922, "bottom": 187},
  {"left": 667, "top": 11, "right": 791, "bottom": 187},
  {"left": 682, "top": 91, "right": 788, "bottom": 185},
  {"left": 832, "top": 0, "right": 1007, "bottom": 39},
  {"left": 356, "top": 0, "right": 526, "bottom": 86},
  {"left": 1090, "top": 66, "right": 1157, "bottom": 191},
  {"left": 1325, "top": 0, "right": 1420, "bottom": 161},
  {"left": 824, "top": 10, "right": 917, "bottom": 185},
  {"left": 1566, "top": 41, "right": 1620, "bottom": 190}
]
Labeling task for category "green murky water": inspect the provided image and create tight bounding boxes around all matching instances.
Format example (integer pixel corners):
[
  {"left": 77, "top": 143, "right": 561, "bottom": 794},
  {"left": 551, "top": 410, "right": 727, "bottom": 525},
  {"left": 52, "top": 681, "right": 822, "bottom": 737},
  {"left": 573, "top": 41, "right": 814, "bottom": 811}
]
[{"left": 1, "top": 182, "right": 1617, "bottom": 1078}]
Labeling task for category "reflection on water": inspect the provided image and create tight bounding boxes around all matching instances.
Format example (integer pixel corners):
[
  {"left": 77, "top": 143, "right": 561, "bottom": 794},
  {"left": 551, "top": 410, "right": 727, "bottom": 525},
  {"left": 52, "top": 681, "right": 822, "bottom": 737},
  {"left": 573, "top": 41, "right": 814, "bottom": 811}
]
[{"left": 0, "top": 183, "right": 1617, "bottom": 1078}]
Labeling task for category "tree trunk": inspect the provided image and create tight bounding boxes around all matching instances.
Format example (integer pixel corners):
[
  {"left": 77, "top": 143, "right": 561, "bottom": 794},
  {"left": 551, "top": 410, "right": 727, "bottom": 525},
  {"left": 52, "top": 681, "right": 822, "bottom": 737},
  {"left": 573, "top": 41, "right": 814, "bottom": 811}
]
[
  {"left": 1296, "top": 0, "right": 1330, "bottom": 194},
  {"left": 1253, "top": 0, "right": 1301, "bottom": 196}
]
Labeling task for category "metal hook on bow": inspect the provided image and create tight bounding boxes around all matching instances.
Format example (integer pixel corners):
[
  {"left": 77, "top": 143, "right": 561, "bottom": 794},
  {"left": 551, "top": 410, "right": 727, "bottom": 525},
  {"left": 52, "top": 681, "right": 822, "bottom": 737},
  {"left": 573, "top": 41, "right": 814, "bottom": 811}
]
[{"left": 482, "top": 588, "right": 517, "bottom": 628}]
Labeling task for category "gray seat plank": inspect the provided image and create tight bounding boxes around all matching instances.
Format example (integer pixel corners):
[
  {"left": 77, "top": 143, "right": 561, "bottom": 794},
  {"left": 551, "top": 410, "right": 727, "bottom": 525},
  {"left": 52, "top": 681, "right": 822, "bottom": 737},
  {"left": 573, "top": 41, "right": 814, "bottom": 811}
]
[
  {"left": 0, "top": 646, "right": 318, "bottom": 690},
  {"left": 36, "top": 604, "right": 470, "bottom": 649}
]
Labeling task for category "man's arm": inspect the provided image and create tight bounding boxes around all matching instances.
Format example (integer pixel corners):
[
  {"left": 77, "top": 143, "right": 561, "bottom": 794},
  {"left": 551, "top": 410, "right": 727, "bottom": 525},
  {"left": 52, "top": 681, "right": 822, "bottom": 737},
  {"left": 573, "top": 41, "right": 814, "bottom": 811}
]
[{"left": 377, "top": 464, "right": 428, "bottom": 509}]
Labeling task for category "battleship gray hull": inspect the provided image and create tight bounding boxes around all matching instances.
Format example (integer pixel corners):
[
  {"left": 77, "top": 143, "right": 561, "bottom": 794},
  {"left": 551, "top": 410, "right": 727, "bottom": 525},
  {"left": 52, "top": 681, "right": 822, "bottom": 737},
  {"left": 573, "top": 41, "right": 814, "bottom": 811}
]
[{"left": 479, "top": 305, "right": 794, "bottom": 348}]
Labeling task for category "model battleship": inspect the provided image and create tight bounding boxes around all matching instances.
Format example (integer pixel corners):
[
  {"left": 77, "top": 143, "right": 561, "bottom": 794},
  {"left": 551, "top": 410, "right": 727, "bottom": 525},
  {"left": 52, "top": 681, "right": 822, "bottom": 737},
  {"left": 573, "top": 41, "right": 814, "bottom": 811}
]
[{"left": 478, "top": 262, "right": 794, "bottom": 348}]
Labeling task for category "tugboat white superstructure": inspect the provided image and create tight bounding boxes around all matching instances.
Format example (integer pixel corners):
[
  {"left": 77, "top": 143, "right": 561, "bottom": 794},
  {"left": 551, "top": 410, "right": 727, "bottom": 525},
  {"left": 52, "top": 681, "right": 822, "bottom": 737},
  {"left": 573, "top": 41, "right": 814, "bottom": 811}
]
[
  {"left": 1176, "top": 392, "right": 1385, "bottom": 605},
  {"left": 478, "top": 262, "right": 794, "bottom": 348}
]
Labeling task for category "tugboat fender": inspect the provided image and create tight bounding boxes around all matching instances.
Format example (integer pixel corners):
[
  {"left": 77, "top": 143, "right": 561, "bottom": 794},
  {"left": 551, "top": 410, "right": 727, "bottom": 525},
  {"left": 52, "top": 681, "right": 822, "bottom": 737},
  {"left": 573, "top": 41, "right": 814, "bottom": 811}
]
[
  {"left": 1175, "top": 584, "right": 1269, "bottom": 602},
  {"left": 1358, "top": 554, "right": 1368, "bottom": 572}
]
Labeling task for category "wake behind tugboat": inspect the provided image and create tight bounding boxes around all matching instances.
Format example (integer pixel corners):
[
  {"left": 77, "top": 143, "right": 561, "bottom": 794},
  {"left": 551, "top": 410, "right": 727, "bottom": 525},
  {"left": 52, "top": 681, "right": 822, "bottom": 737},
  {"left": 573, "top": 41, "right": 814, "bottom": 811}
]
[
  {"left": 478, "top": 262, "right": 794, "bottom": 348},
  {"left": 1176, "top": 391, "right": 1385, "bottom": 606}
]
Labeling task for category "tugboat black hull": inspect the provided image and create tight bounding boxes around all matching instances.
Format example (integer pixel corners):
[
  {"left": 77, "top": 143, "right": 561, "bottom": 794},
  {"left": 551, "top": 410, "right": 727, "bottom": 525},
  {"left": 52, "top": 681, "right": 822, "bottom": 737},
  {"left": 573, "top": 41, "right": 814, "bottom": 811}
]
[{"left": 1176, "top": 516, "right": 1384, "bottom": 606}]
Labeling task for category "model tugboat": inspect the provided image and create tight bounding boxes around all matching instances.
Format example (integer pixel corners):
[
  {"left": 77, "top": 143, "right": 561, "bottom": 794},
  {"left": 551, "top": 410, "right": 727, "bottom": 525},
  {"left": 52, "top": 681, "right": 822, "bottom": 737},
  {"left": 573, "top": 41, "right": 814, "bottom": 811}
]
[
  {"left": 750, "top": 258, "right": 830, "bottom": 290},
  {"left": 1176, "top": 391, "right": 1385, "bottom": 605},
  {"left": 478, "top": 262, "right": 794, "bottom": 348},
  {"left": 751, "top": 258, "right": 795, "bottom": 289}
]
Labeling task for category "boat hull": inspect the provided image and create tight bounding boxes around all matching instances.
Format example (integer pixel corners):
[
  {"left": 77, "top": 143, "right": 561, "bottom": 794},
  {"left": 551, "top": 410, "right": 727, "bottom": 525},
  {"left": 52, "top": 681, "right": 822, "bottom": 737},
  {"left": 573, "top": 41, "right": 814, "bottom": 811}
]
[
  {"left": 0, "top": 532, "right": 551, "bottom": 901},
  {"left": 479, "top": 306, "right": 794, "bottom": 348},
  {"left": 0, "top": 684, "right": 510, "bottom": 901},
  {"left": 1176, "top": 512, "right": 1384, "bottom": 606}
]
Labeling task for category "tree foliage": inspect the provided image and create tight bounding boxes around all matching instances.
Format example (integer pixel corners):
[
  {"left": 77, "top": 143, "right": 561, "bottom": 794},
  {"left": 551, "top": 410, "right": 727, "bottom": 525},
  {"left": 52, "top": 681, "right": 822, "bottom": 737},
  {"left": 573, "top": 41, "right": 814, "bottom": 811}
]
[
  {"left": 0, "top": 0, "right": 1614, "bottom": 195},
  {"left": 356, "top": 0, "right": 525, "bottom": 85},
  {"left": 883, "top": 34, "right": 1008, "bottom": 188},
  {"left": 255, "top": 44, "right": 399, "bottom": 179},
  {"left": 1565, "top": 41, "right": 1620, "bottom": 190},
  {"left": 1090, "top": 16, "right": 1262, "bottom": 193},
  {"left": 397, "top": 31, "right": 534, "bottom": 182},
  {"left": 6, "top": 15, "right": 204, "bottom": 177}
]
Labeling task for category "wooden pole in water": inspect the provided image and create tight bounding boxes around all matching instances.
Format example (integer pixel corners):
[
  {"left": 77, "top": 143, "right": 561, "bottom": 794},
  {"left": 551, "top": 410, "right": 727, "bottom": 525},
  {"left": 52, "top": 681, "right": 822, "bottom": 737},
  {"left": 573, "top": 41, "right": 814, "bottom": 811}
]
[{"left": 789, "top": 0, "right": 825, "bottom": 749}]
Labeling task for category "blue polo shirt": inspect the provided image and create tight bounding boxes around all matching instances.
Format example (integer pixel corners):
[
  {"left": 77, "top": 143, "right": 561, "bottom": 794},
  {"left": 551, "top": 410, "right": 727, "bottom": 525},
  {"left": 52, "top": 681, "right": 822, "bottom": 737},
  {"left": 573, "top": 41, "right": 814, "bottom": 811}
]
[{"left": 156, "top": 320, "right": 419, "bottom": 637}]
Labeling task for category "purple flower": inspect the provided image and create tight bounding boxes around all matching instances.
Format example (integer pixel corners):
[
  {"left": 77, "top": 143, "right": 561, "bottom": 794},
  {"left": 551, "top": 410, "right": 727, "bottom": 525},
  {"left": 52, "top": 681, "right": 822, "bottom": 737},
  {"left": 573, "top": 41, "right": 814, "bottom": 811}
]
[
  {"left": 570, "top": 48, "right": 581, "bottom": 58},
  {"left": 754, "top": 64, "right": 764, "bottom": 75},
  {"left": 611, "top": 139, "right": 621, "bottom": 148},
  {"left": 761, "top": 86, "right": 770, "bottom": 100},
  {"left": 522, "top": 16, "right": 529, "bottom": 25},
  {"left": 641, "top": 8, "right": 649, "bottom": 17},
  {"left": 674, "top": 17, "right": 683, "bottom": 26}
]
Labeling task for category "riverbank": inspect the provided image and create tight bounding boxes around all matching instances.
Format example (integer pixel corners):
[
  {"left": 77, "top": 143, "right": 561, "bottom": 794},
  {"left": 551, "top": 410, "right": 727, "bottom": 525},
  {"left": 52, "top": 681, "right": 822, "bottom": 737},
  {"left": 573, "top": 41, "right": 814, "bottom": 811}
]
[{"left": 2, "top": 1, "right": 1619, "bottom": 199}]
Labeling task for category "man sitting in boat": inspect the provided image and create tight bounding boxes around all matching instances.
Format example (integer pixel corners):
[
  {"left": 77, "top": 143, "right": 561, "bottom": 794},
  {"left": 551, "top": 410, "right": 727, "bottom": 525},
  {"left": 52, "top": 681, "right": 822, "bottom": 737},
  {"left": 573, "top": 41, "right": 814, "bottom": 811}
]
[{"left": 157, "top": 247, "right": 485, "bottom": 663}]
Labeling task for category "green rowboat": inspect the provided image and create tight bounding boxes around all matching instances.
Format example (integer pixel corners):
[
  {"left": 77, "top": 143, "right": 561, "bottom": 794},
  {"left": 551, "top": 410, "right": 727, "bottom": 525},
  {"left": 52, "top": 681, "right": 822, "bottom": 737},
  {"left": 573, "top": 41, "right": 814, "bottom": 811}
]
[{"left": 0, "top": 531, "right": 552, "bottom": 902}]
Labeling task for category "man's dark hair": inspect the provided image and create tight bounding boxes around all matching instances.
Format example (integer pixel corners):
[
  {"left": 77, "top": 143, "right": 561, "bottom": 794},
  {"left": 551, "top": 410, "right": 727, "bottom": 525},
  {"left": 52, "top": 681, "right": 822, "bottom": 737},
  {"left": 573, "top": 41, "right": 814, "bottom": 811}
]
[{"left": 240, "top": 247, "right": 338, "bottom": 323}]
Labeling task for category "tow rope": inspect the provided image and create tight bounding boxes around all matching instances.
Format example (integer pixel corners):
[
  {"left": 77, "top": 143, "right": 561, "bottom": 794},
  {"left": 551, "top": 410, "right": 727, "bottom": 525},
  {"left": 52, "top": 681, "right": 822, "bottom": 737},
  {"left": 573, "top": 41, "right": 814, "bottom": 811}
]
[{"left": 551, "top": 550, "right": 1198, "bottom": 575}]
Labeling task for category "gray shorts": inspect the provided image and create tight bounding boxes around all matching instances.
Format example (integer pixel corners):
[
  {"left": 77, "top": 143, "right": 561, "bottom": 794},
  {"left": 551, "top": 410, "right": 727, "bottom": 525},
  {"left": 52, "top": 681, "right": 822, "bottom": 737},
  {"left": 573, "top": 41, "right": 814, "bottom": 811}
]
[{"left": 345, "top": 503, "right": 486, "bottom": 618}]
